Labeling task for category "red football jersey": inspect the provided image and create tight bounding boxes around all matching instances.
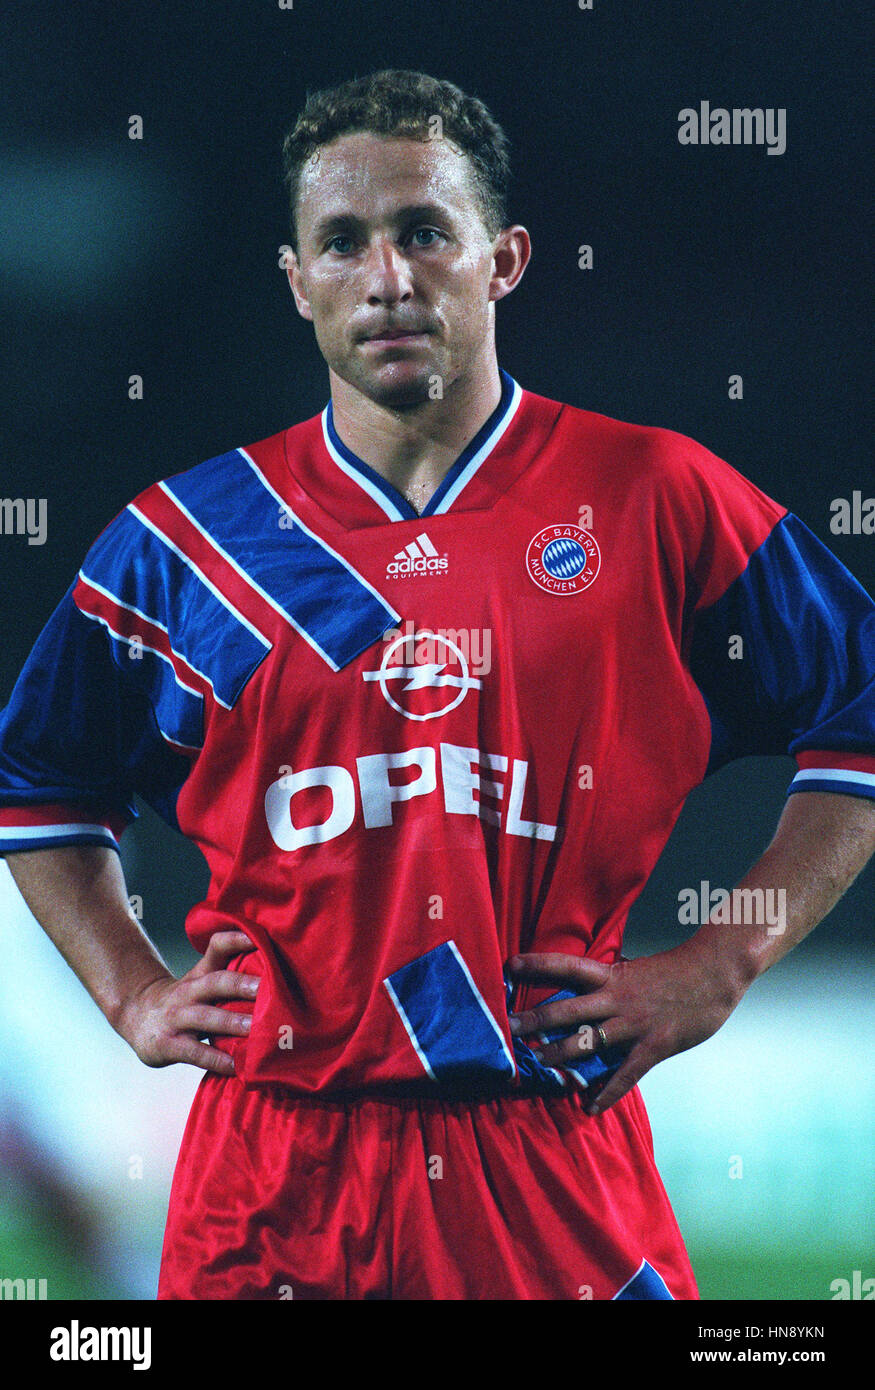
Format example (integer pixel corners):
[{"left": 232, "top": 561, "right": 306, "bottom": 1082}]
[{"left": 1, "top": 370, "right": 873, "bottom": 1096}]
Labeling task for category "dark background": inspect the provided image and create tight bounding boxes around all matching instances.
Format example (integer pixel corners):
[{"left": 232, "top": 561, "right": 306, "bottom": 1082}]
[{"left": 1, "top": 0, "right": 872, "bottom": 964}]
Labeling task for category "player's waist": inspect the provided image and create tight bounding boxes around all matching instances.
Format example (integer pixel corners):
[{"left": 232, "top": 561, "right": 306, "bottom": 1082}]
[
  {"left": 215, "top": 991, "right": 624, "bottom": 1101},
  {"left": 226, "top": 1071, "right": 621, "bottom": 1108}
]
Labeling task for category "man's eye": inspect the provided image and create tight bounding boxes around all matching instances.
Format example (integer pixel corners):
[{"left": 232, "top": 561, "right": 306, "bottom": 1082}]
[{"left": 325, "top": 229, "right": 443, "bottom": 254}]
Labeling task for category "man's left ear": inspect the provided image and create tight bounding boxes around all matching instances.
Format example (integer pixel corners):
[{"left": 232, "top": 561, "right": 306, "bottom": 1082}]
[{"left": 489, "top": 225, "right": 531, "bottom": 303}]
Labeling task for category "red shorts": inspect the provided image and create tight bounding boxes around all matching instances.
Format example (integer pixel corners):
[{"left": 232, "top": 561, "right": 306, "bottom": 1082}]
[{"left": 157, "top": 1074, "right": 698, "bottom": 1300}]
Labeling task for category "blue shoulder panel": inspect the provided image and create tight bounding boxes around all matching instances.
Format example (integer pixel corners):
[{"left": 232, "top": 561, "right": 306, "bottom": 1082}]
[{"left": 163, "top": 450, "right": 401, "bottom": 671}]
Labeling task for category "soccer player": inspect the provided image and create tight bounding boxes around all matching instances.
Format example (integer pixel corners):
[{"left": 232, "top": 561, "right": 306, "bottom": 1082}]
[{"left": 1, "top": 69, "right": 874, "bottom": 1301}]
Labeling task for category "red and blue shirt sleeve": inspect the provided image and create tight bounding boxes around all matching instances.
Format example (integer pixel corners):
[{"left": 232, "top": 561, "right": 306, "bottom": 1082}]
[
  {"left": 0, "top": 579, "right": 187, "bottom": 854},
  {"left": 670, "top": 440, "right": 875, "bottom": 802},
  {"left": 0, "top": 490, "right": 267, "bottom": 855}
]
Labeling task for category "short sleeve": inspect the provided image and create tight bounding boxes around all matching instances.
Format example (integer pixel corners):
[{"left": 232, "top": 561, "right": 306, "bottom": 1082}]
[
  {"left": 0, "top": 498, "right": 230, "bottom": 854},
  {"left": 679, "top": 447, "right": 875, "bottom": 801}
]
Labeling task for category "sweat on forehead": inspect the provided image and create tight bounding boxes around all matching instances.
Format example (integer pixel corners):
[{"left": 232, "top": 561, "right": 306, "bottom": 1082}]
[{"left": 295, "top": 133, "right": 487, "bottom": 235}]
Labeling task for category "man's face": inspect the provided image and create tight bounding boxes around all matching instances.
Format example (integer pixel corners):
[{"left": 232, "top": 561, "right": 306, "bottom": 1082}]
[{"left": 288, "top": 131, "right": 507, "bottom": 408}]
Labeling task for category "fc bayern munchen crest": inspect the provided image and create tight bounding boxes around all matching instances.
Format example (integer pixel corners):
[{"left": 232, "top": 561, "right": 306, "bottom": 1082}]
[{"left": 526, "top": 524, "right": 601, "bottom": 595}]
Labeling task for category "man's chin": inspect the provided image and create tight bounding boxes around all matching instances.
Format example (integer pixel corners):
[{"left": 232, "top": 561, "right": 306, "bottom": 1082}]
[
  {"left": 371, "top": 383, "right": 434, "bottom": 410},
  {"left": 350, "top": 362, "right": 437, "bottom": 410}
]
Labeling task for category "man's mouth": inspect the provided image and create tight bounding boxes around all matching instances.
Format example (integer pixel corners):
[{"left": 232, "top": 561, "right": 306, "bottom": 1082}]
[{"left": 361, "top": 328, "right": 429, "bottom": 342}]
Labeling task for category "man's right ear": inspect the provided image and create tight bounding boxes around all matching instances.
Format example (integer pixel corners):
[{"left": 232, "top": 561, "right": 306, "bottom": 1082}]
[{"left": 284, "top": 251, "right": 313, "bottom": 323}]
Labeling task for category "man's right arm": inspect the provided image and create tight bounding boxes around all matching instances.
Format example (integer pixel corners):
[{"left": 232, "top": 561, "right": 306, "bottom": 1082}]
[{"left": 4, "top": 846, "right": 258, "bottom": 1075}]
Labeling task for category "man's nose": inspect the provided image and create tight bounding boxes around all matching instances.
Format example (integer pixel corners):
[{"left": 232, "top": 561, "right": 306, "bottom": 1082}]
[{"left": 364, "top": 238, "right": 414, "bottom": 304}]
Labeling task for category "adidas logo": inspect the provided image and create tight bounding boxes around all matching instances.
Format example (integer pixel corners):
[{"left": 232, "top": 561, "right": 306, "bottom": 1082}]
[{"left": 386, "top": 531, "right": 449, "bottom": 578}]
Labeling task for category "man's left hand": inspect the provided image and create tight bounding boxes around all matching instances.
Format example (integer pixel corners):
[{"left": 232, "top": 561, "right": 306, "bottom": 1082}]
[{"left": 506, "top": 943, "right": 746, "bottom": 1115}]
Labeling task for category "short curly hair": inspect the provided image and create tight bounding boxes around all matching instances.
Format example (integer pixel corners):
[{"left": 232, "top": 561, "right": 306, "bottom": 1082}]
[{"left": 281, "top": 69, "right": 511, "bottom": 255}]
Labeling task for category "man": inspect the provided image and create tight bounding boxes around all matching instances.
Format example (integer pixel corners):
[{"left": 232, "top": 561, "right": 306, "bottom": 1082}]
[{"left": 1, "top": 69, "right": 873, "bottom": 1301}]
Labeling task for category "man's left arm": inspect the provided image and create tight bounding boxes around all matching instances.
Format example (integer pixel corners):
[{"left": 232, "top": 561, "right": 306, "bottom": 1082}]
[{"left": 507, "top": 790, "right": 875, "bottom": 1114}]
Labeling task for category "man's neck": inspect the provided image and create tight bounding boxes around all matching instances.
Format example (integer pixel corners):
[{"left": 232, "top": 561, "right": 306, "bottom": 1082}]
[{"left": 328, "top": 360, "right": 503, "bottom": 515}]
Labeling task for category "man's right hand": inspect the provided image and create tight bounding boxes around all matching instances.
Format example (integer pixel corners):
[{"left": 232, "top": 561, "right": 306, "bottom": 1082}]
[
  {"left": 113, "top": 930, "right": 259, "bottom": 1076},
  {"left": 5, "top": 847, "right": 260, "bottom": 1078}
]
